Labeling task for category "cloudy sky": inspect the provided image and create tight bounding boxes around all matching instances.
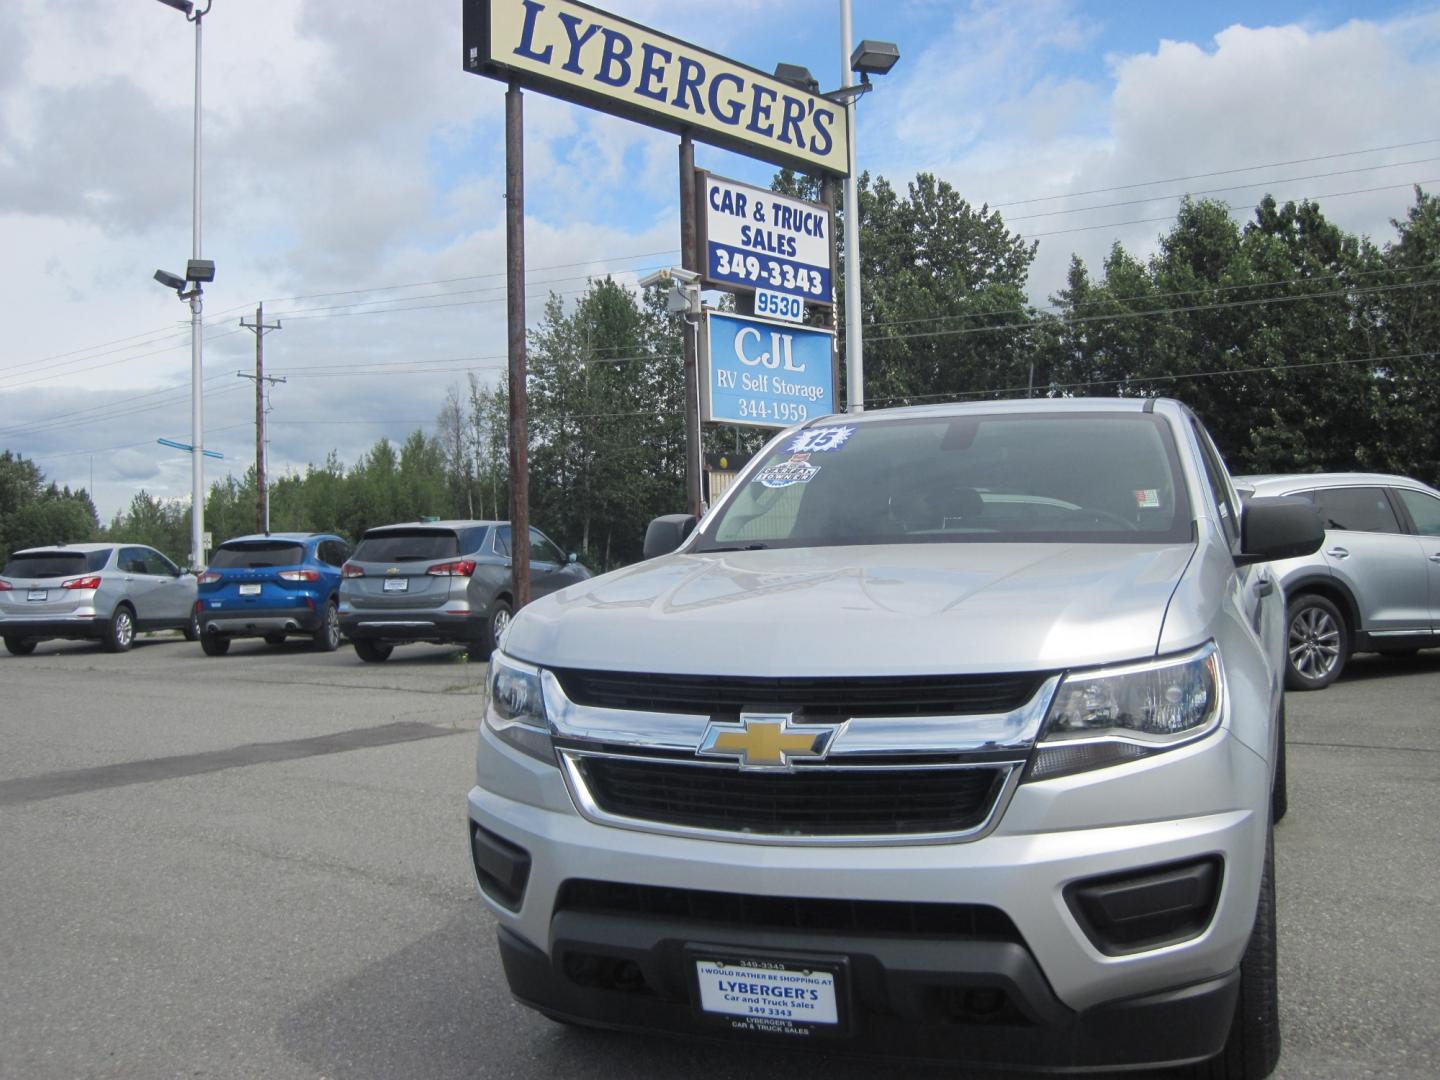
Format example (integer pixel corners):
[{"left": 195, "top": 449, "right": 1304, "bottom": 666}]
[{"left": 2, "top": 0, "right": 1438, "bottom": 521}]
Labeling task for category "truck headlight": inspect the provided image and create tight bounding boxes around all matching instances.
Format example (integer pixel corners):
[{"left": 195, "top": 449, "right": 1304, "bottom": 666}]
[
  {"left": 1028, "top": 642, "right": 1222, "bottom": 781},
  {"left": 483, "top": 651, "right": 556, "bottom": 764}
]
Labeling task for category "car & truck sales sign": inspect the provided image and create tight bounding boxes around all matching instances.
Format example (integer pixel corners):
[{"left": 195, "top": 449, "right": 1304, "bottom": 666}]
[
  {"left": 699, "top": 173, "right": 833, "bottom": 307},
  {"left": 702, "top": 312, "right": 836, "bottom": 429},
  {"left": 463, "top": 0, "right": 850, "bottom": 176}
]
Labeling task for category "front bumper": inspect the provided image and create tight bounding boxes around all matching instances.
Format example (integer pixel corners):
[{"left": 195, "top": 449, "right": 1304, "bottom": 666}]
[
  {"left": 496, "top": 921, "right": 1238, "bottom": 1070},
  {"left": 467, "top": 724, "right": 1269, "bottom": 1070}
]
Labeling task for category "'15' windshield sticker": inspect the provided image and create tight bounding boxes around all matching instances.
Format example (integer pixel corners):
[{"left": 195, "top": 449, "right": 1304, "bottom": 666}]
[
  {"left": 755, "top": 455, "right": 820, "bottom": 489},
  {"left": 1135, "top": 489, "right": 1161, "bottom": 509},
  {"left": 785, "top": 425, "right": 855, "bottom": 454}
]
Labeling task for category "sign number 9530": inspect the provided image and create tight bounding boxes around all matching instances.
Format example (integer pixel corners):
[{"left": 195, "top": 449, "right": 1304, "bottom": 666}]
[{"left": 755, "top": 289, "right": 804, "bottom": 323}]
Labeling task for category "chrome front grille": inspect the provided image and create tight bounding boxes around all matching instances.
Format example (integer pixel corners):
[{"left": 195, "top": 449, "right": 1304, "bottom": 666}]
[{"left": 541, "top": 667, "right": 1059, "bottom": 845}]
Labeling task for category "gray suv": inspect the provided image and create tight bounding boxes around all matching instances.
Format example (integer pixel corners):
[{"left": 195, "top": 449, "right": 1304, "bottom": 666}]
[
  {"left": 338, "top": 520, "right": 589, "bottom": 662},
  {"left": 468, "top": 399, "right": 1323, "bottom": 1076},
  {"left": 1234, "top": 472, "right": 1440, "bottom": 689},
  {"left": 0, "top": 543, "right": 197, "bottom": 655}
]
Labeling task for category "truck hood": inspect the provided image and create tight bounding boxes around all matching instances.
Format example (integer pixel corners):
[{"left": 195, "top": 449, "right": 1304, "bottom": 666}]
[{"left": 503, "top": 542, "right": 1196, "bottom": 677}]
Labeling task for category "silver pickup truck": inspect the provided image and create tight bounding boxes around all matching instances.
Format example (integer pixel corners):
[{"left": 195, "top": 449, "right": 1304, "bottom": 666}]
[{"left": 467, "top": 397, "right": 1322, "bottom": 1076}]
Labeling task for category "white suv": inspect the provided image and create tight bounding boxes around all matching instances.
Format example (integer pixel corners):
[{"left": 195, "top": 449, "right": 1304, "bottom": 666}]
[{"left": 467, "top": 398, "right": 1322, "bottom": 1076}]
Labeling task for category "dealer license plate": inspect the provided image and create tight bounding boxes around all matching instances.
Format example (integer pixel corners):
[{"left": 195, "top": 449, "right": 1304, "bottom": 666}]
[
  {"left": 239, "top": 583, "right": 262, "bottom": 596},
  {"left": 695, "top": 958, "right": 839, "bottom": 1030},
  {"left": 27, "top": 589, "right": 47, "bottom": 601},
  {"left": 383, "top": 578, "right": 408, "bottom": 592}
]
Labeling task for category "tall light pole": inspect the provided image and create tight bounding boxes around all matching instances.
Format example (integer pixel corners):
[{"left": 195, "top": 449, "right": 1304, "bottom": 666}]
[
  {"left": 153, "top": 0, "right": 212, "bottom": 571},
  {"left": 837, "top": 3, "right": 900, "bottom": 414}
]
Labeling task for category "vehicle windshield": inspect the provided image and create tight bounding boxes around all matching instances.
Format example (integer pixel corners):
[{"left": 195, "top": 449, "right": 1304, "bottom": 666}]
[
  {"left": 695, "top": 412, "right": 1193, "bottom": 550},
  {"left": 2, "top": 550, "right": 109, "bottom": 577},
  {"left": 209, "top": 541, "right": 307, "bottom": 569},
  {"left": 352, "top": 528, "right": 475, "bottom": 563}
]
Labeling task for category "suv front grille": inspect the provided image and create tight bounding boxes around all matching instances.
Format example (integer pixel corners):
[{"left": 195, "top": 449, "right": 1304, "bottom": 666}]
[
  {"left": 556, "top": 879, "right": 1022, "bottom": 941},
  {"left": 550, "top": 668, "right": 1047, "bottom": 718},
  {"left": 574, "top": 757, "right": 1009, "bottom": 836}
]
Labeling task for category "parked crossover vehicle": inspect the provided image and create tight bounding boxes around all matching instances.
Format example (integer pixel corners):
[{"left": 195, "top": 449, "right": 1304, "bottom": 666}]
[
  {"left": 0, "top": 543, "right": 197, "bottom": 654},
  {"left": 468, "top": 399, "right": 1323, "bottom": 1077},
  {"left": 195, "top": 533, "right": 349, "bottom": 655},
  {"left": 1234, "top": 472, "right": 1440, "bottom": 690},
  {"left": 339, "top": 520, "right": 589, "bottom": 662}
]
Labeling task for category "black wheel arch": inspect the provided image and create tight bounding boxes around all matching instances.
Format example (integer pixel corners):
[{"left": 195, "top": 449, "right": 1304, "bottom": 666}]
[{"left": 1283, "top": 574, "right": 1360, "bottom": 636}]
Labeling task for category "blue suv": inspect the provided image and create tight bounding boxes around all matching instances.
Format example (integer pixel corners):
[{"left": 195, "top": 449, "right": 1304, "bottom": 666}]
[{"left": 196, "top": 533, "right": 349, "bottom": 656}]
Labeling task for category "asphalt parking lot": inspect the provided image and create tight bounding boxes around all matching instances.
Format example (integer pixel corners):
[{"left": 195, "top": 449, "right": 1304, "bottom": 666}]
[{"left": 2, "top": 635, "right": 1437, "bottom": 1079}]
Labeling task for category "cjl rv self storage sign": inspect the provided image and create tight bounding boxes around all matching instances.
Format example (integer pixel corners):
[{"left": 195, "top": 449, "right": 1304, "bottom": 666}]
[
  {"left": 699, "top": 173, "right": 833, "bottom": 305},
  {"left": 701, "top": 312, "right": 836, "bottom": 428}
]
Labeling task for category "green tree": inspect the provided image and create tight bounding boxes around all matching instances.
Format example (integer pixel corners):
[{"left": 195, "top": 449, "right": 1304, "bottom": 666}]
[{"left": 0, "top": 452, "right": 101, "bottom": 560}]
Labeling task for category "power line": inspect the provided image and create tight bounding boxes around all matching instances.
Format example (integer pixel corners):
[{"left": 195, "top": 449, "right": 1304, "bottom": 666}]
[
  {"left": 1018, "top": 178, "right": 1439, "bottom": 240},
  {"left": 1005, "top": 156, "right": 1440, "bottom": 222},
  {"left": 862, "top": 277, "right": 1440, "bottom": 347},
  {"left": 0, "top": 298, "right": 257, "bottom": 379},
  {"left": 0, "top": 382, "right": 249, "bottom": 440},
  {"left": 866, "top": 349, "right": 1438, "bottom": 408},
  {"left": 0, "top": 328, "right": 249, "bottom": 392},
  {"left": 856, "top": 260, "right": 1435, "bottom": 335},
  {"left": 0, "top": 373, "right": 238, "bottom": 438},
  {"left": 261, "top": 249, "right": 680, "bottom": 304},
  {"left": 990, "top": 137, "right": 1440, "bottom": 208}
]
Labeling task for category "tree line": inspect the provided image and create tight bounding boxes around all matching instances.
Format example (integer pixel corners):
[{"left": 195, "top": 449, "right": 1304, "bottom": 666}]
[{"left": 3, "top": 177, "right": 1437, "bottom": 570}]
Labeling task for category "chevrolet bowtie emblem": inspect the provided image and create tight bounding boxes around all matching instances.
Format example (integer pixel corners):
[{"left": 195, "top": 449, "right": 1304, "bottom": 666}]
[{"left": 698, "top": 712, "right": 838, "bottom": 769}]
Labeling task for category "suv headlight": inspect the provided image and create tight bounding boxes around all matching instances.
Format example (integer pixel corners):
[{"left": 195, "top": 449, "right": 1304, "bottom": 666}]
[
  {"left": 1028, "top": 642, "right": 1222, "bottom": 781},
  {"left": 484, "top": 651, "right": 556, "bottom": 764}
]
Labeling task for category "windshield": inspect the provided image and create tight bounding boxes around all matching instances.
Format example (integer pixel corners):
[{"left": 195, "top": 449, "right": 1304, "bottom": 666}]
[
  {"left": 696, "top": 412, "right": 1193, "bottom": 550},
  {"left": 2, "top": 550, "right": 110, "bottom": 577},
  {"left": 209, "top": 541, "right": 307, "bottom": 569}
]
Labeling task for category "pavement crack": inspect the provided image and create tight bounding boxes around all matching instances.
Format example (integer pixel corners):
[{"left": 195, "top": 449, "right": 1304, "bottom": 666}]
[{"left": 0, "top": 721, "right": 465, "bottom": 807}]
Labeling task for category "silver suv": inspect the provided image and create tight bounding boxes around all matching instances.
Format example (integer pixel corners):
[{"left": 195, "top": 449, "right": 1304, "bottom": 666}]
[
  {"left": 1233, "top": 472, "right": 1440, "bottom": 690},
  {"left": 338, "top": 520, "right": 589, "bottom": 662},
  {"left": 467, "top": 399, "right": 1323, "bottom": 1076},
  {"left": 0, "top": 543, "right": 197, "bottom": 655}
]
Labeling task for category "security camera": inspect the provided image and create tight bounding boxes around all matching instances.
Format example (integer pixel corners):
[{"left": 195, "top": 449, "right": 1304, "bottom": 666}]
[{"left": 638, "top": 266, "right": 700, "bottom": 289}]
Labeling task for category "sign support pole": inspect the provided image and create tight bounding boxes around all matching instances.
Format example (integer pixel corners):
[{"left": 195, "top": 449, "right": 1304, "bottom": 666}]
[
  {"left": 680, "top": 133, "right": 703, "bottom": 517},
  {"left": 840, "top": 0, "right": 864, "bottom": 413},
  {"left": 506, "top": 80, "right": 531, "bottom": 609}
]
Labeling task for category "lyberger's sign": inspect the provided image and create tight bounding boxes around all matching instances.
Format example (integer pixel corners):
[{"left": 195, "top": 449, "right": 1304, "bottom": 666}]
[{"left": 464, "top": 0, "right": 850, "bottom": 177}]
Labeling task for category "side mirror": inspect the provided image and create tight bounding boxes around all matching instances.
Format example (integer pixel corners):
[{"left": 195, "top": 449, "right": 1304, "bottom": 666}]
[
  {"left": 643, "top": 514, "right": 699, "bottom": 559},
  {"left": 567, "top": 552, "right": 578, "bottom": 564},
  {"left": 1236, "top": 496, "right": 1324, "bottom": 566}
]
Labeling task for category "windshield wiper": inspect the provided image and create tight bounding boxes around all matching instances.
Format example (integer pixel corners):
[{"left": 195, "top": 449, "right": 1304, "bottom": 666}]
[{"left": 700, "top": 543, "right": 770, "bottom": 552}]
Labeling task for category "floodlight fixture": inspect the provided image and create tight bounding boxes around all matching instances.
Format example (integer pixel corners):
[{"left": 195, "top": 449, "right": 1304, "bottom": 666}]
[
  {"left": 850, "top": 39, "right": 900, "bottom": 77},
  {"left": 773, "top": 63, "right": 820, "bottom": 94},
  {"left": 154, "top": 0, "right": 195, "bottom": 14},
  {"left": 186, "top": 258, "right": 215, "bottom": 283},
  {"left": 154, "top": 268, "right": 187, "bottom": 291}
]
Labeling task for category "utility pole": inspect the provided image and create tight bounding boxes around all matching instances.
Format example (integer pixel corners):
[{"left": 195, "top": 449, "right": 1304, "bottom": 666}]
[{"left": 239, "top": 303, "right": 283, "bottom": 533}]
